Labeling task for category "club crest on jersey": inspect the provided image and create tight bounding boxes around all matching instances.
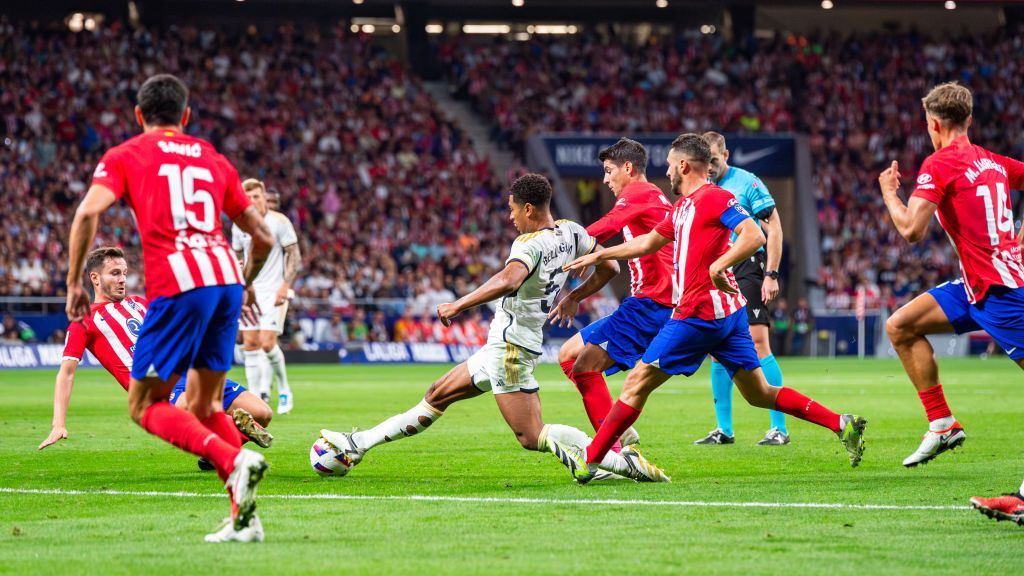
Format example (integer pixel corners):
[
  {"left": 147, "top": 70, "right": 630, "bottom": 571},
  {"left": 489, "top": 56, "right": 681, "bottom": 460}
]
[{"left": 126, "top": 318, "right": 142, "bottom": 338}]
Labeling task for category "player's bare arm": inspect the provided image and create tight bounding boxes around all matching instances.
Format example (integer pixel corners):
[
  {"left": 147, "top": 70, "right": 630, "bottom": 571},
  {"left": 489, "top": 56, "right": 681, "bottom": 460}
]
[
  {"left": 879, "top": 160, "right": 938, "bottom": 243},
  {"left": 66, "top": 185, "right": 118, "bottom": 321},
  {"left": 277, "top": 242, "right": 301, "bottom": 306},
  {"left": 563, "top": 230, "right": 671, "bottom": 273},
  {"left": 437, "top": 261, "right": 530, "bottom": 327},
  {"left": 39, "top": 359, "right": 79, "bottom": 450},
  {"left": 760, "top": 208, "right": 783, "bottom": 303},
  {"left": 548, "top": 253, "right": 620, "bottom": 328},
  {"left": 233, "top": 206, "right": 274, "bottom": 323},
  {"left": 710, "top": 219, "right": 766, "bottom": 294}
]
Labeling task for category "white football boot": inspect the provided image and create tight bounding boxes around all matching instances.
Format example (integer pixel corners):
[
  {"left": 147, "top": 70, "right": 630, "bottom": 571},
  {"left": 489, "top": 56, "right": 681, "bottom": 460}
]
[
  {"left": 205, "top": 515, "right": 264, "bottom": 543},
  {"left": 902, "top": 423, "right": 966, "bottom": 467},
  {"left": 319, "top": 428, "right": 366, "bottom": 466},
  {"left": 226, "top": 449, "right": 268, "bottom": 531}
]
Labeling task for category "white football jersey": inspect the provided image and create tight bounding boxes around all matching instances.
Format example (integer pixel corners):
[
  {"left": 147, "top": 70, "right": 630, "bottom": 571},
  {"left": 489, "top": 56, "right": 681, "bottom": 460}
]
[
  {"left": 489, "top": 219, "right": 597, "bottom": 353},
  {"left": 232, "top": 210, "right": 299, "bottom": 294}
]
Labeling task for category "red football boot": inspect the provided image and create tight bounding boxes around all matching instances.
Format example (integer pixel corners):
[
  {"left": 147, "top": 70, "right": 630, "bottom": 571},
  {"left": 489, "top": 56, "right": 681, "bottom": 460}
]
[{"left": 970, "top": 493, "right": 1024, "bottom": 525}]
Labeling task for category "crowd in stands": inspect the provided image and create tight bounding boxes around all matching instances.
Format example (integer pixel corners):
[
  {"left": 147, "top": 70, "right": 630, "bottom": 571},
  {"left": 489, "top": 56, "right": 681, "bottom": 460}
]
[
  {"left": 0, "top": 20, "right": 530, "bottom": 341},
  {"left": 5, "top": 20, "right": 1024, "bottom": 349},
  {"left": 438, "top": 28, "right": 1024, "bottom": 311}
]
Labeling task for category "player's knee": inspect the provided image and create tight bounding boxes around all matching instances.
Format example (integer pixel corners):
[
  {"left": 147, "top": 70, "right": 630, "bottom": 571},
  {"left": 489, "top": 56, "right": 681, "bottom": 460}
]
[
  {"left": 251, "top": 403, "right": 273, "bottom": 426},
  {"left": 885, "top": 313, "right": 912, "bottom": 344},
  {"left": 557, "top": 343, "right": 576, "bottom": 365},
  {"left": 128, "top": 394, "right": 151, "bottom": 425}
]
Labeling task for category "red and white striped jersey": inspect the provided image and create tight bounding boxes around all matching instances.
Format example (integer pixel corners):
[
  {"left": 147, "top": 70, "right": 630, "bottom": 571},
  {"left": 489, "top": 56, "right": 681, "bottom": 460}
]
[
  {"left": 911, "top": 136, "right": 1024, "bottom": 303},
  {"left": 654, "top": 184, "right": 749, "bottom": 321},
  {"left": 62, "top": 296, "right": 149, "bottom": 390},
  {"left": 90, "top": 130, "right": 249, "bottom": 300},
  {"left": 586, "top": 182, "right": 675, "bottom": 307}
]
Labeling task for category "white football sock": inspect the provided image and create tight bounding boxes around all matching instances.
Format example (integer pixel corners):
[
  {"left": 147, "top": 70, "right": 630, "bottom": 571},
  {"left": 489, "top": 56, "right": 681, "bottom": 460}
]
[
  {"left": 1019, "top": 477, "right": 1024, "bottom": 497},
  {"left": 352, "top": 400, "right": 443, "bottom": 450},
  {"left": 243, "top": 349, "right": 265, "bottom": 396},
  {"left": 255, "top": 349, "right": 272, "bottom": 398},
  {"left": 928, "top": 416, "right": 956, "bottom": 432},
  {"left": 266, "top": 345, "right": 291, "bottom": 396}
]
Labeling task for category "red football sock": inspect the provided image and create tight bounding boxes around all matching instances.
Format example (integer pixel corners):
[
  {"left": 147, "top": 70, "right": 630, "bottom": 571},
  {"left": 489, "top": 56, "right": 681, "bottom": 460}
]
[
  {"left": 201, "top": 411, "right": 243, "bottom": 449},
  {"left": 559, "top": 359, "right": 577, "bottom": 383},
  {"left": 774, "top": 387, "right": 842, "bottom": 434},
  {"left": 586, "top": 400, "right": 641, "bottom": 464},
  {"left": 141, "top": 402, "right": 241, "bottom": 481},
  {"left": 917, "top": 384, "right": 953, "bottom": 422},
  {"left": 573, "top": 370, "right": 622, "bottom": 452}
]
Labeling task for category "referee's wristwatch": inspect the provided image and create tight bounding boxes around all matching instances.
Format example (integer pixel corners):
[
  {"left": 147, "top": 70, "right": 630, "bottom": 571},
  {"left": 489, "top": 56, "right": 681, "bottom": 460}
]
[{"left": 766, "top": 270, "right": 780, "bottom": 280}]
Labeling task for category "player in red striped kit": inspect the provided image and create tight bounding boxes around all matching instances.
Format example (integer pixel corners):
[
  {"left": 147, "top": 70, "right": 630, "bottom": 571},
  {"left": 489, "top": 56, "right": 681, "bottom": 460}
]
[
  {"left": 65, "top": 74, "right": 274, "bottom": 542},
  {"left": 557, "top": 134, "right": 867, "bottom": 483},
  {"left": 877, "top": 82, "right": 1024, "bottom": 524},
  {"left": 550, "top": 138, "right": 674, "bottom": 458},
  {"left": 39, "top": 247, "right": 273, "bottom": 461}
]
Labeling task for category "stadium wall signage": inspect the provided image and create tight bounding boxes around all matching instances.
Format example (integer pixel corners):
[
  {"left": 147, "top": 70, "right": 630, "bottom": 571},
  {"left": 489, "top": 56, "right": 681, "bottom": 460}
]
[
  {"left": 541, "top": 134, "right": 796, "bottom": 178},
  {"left": 0, "top": 345, "right": 102, "bottom": 370}
]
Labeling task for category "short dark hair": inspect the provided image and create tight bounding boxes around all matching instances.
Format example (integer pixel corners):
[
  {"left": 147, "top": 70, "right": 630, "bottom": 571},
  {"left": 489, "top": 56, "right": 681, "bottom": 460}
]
[
  {"left": 598, "top": 138, "right": 648, "bottom": 175},
  {"left": 137, "top": 74, "right": 189, "bottom": 126},
  {"left": 670, "top": 133, "right": 712, "bottom": 165},
  {"left": 702, "top": 131, "right": 727, "bottom": 152},
  {"left": 85, "top": 247, "right": 125, "bottom": 275},
  {"left": 922, "top": 82, "right": 972, "bottom": 128},
  {"left": 509, "top": 173, "right": 552, "bottom": 208}
]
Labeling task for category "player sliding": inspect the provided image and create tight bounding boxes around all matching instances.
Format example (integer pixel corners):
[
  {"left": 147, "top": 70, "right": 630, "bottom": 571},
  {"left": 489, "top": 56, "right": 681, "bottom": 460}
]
[
  {"left": 65, "top": 74, "right": 274, "bottom": 542},
  {"left": 319, "top": 174, "right": 670, "bottom": 483},
  {"left": 557, "top": 134, "right": 867, "bottom": 483},
  {"left": 876, "top": 82, "right": 1024, "bottom": 524},
  {"left": 551, "top": 138, "right": 674, "bottom": 454},
  {"left": 39, "top": 247, "right": 274, "bottom": 471}
]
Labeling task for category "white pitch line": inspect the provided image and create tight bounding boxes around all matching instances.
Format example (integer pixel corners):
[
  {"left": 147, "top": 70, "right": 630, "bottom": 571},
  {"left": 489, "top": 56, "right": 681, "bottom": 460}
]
[{"left": 0, "top": 487, "right": 968, "bottom": 511}]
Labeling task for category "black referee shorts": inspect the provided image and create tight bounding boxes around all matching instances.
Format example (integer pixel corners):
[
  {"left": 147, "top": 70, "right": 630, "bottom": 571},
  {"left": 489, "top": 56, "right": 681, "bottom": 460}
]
[{"left": 734, "top": 251, "right": 770, "bottom": 327}]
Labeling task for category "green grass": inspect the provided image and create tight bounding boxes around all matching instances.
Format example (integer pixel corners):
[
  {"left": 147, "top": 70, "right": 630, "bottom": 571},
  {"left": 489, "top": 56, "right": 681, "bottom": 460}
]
[{"left": 1, "top": 358, "right": 1023, "bottom": 574}]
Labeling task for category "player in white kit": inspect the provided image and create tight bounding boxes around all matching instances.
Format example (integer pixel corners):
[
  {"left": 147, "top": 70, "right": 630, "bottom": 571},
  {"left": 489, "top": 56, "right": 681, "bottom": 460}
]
[
  {"left": 317, "top": 174, "right": 669, "bottom": 482},
  {"left": 233, "top": 179, "right": 301, "bottom": 414}
]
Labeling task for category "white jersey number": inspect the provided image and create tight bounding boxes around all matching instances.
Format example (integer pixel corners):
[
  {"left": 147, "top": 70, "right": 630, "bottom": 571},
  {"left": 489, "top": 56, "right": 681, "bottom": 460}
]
[
  {"left": 976, "top": 183, "right": 1013, "bottom": 246},
  {"left": 160, "top": 163, "right": 216, "bottom": 232}
]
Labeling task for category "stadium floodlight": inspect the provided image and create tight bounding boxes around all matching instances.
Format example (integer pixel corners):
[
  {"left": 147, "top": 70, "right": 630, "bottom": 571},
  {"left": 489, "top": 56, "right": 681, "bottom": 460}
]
[
  {"left": 512, "top": 0, "right": 525, "bottom": 7},
  {"left": 353, "top": 0, "right": 365, "bottom": 5},
  {"left": 392, "top": 24, "right": 401, "bottom": 33},
  {"left": 462, "top": 24, "right": 511, "bottom": 34},
  {"left": 944, "top": 1, "right": 956, "bottom": 8},
  {"left": 350, "top": 24, "right": 360, "bottom": 33},
  {"left": 361, "top": 24, "right": 376, "bottom": 33},
  {"left": 821, "top": 0, "right": 834, "bottom": 9},
  {"left": 656, "top": 0, "right": 668, "bottom": 8},
  {"left": 425, "top": 23, "right": 444, "bottom": 34}
]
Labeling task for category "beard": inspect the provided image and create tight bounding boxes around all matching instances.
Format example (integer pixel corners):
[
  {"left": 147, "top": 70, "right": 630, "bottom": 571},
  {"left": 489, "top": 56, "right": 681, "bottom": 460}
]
[{"left": 670, "top": 172, "right": 682, "bottom": 195}]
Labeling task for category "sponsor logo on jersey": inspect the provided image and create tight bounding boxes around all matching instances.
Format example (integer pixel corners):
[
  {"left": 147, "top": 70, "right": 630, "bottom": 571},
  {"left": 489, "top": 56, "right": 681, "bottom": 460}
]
[
  {"left": 126, "top": 318, "right": 142, "bottom": 338},
  {"left": 157, "top": 140, "right": 203, "bottom": 158},
  {"left": 917, "top": 173, "right": 932, "bottom": 184}
]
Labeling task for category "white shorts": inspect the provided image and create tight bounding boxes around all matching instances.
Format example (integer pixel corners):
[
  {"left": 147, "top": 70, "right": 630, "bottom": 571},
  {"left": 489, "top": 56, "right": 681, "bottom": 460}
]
[
  {"left": 239, "top": 290, "right": 288, "bottom": 334},
  {"left": 466, "top": 341, "right": 540, "bottom": 395}
]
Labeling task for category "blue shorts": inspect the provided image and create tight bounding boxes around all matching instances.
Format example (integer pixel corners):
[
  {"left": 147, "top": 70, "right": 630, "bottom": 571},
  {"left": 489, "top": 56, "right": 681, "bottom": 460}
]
[
  {"left": 641, "top": 310, "right": 761, "bottom": 377},
  {"left": 579, "top": 297, "right": 673, "bottom": 375},
  {"left": 131, "top": 285, "right": 243, "bottom": 382},
  {"left": 929, "top": 280, "right": 1024, "bottom": 360},
  {"left": 169, "top": 379, "right": 247, "bottom": 410}
]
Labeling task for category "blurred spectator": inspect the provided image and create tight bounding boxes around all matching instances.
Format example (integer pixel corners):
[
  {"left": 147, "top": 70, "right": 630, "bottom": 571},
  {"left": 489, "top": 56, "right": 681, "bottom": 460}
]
[
  {"left": 48, "top": 328, "right": 67, "bottom": 345},
  {"left": 792, "top": 298, "right": 813, "bottom": 356},
  {"left": 317, "top": 313, "right": 349, "bottom": 345},
  {"left": 369, "top": 310, "right": 390, "bottom": 342},
  {"left": 770, "top": 298, "right": 791, "bottom": 356},
  {"left": 392, "top": 309, "right": 417, "bottom": 342},
  {"left": 2, "top": 314, "right": 34, "bottom": 344},
  {"left": 349, "top": 309, "right": 369, "bottom": 343}
]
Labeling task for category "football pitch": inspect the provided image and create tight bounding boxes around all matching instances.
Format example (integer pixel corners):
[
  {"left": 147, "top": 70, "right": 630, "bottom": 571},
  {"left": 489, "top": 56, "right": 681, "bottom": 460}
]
[{"left": 1, "top": 358, "right": 1022, "bottom": 574}]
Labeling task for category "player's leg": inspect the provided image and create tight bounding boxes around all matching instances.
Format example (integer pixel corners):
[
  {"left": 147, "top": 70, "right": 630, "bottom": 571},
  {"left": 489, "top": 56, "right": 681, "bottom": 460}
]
[
  {"left": 886, "top": 286, "right": 969, "bottom": 466},
  {"left": 697, "top": 358, "right": 737, "bottom": 444},
  {"left": 321, "top": 362, "right": 484, "bottom": 463},
  {"left": 263, "top": 307, "right": 292, "bottom": 413},
  {"left": 242, "top": 328, "right": 270, "bottom": 402},
  {"left": 560, "top": 324, "right": 619, "bottom": 434},
  {"left": 749, "top": 323, "right": 789, "bottom": 444}
]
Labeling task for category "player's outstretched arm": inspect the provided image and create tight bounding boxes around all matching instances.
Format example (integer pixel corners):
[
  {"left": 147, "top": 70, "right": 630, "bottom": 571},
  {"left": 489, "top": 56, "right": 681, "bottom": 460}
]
[
  {"left": 66, "top": 185, "right": 117, "bottom": 321},
  {"left": 563, "top": 230, "right": 670, "bottom": 273},
  {"left": 710, "top": 219, "right": 766, "bottom": 295},
  {"left": 548, "top": 252, "right": 620, "bottom": 328},
  {"left": 39, "top": 360, "right": 79, "bottom": 450},
  {"left": 437, "top": 262, "right": 529, "bottom": 326},
  {"left": 878, "top": 160, "right": 938, "bottom": 243}
]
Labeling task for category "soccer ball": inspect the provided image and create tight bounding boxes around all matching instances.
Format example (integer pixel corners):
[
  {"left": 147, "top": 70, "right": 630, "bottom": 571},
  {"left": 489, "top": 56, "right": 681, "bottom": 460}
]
[{"left": 309, "top": 437, "right": 354, "bottom": 477}]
